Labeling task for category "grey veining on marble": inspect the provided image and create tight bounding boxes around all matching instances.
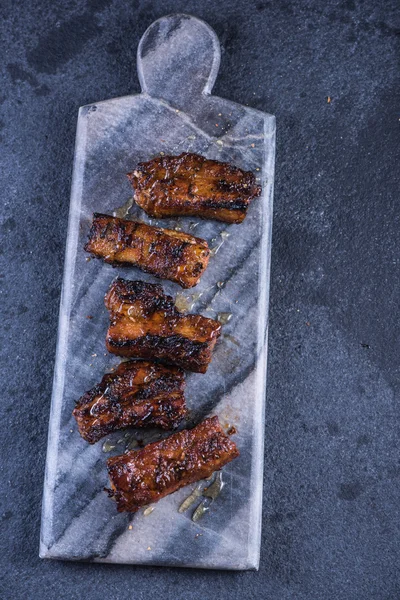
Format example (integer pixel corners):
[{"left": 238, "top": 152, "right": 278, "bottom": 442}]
[{"left": 40, "top": 14, "right": 275, "bottom": 570}]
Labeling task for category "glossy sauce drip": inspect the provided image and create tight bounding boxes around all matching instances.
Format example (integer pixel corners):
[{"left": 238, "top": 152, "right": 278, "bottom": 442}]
[
  {"left": 210, "top": 231, "right": 230, "bottom": 256},
  {"left": 175, "top": 291, "right": 203, "bottom": 313},
  {"left": 102, "top": 440, "right": 116, "bottom": 453},
  {"left": 217, "top": 312, "right": 232, "bottom": 325},
  {"left": 112, "top": 197, "right": 134, "bottom": 219},
  {"left": 143, "top": 506, "right": 155, "bottom": 516}
]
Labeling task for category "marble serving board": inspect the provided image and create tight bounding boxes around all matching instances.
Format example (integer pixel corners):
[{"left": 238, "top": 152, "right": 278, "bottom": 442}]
[{"left": 40, "top": 14, "right": 275, "bottom": 570}]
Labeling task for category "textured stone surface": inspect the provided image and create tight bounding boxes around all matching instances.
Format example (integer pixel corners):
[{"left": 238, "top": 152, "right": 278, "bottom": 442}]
[
  {"left": 1, "top": 0, "right": 399, "bottom": 597},
  {"left": 39, "top": 14, "right": 275, "bottom": 569}
]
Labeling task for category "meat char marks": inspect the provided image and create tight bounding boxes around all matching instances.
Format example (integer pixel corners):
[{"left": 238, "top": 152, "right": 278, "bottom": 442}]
[
  {"left": 73, "top": 360, "right": 186, "bottom": 444},
  {"left": 105, "top": 278, "right": 221, "bottom": 373},
  {"left": 106, "top": 416, "right": 239, "bottom": 512},
  {"left": 128, "top": 152, "right": 261, "bottom": 224},
  {"left": 84, "top": 213, "right": 210, "bottom": 289}
]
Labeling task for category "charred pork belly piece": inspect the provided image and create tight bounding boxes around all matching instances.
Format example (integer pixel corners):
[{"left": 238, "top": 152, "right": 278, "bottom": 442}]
[
  {"left": 128, "top": 152, "right": 261, "bottom": 224},
  {"left": 105, "top": 278, "right": 221, "bottom": 373},
  {"left": 106, "top": 416, "right": 239, "bottom": 512},
  {"left": 84, "top": 213, "right": 210, "bottom": 289},
  {"left": 73, "top": 360, "right": 186, "bottom": 444}
]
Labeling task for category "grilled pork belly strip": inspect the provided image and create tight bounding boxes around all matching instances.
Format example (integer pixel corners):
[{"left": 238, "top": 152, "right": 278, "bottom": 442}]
[
  {"left": 84, "top": 213, "right": 210, "bottom": 289},
  {"left": 73, "top": 360, "right": 186, "bottom": 444},
  {"left": 128, "top": 152, "right": 261, "bottom": 224},
  {"left": 106, "top": 416, "right": 239, "bottom": 512},
  {"left": 105, "top": 278, "right": 221, "bottom": 373}
]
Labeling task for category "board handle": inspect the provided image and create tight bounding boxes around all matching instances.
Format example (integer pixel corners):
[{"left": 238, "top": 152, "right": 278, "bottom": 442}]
[{"left": 137, "top": 14, "right": 221, "bottom": 103}]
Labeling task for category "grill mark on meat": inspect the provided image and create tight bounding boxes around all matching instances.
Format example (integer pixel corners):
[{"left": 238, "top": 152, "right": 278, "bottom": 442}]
[
  {"left": 73, "top": 360, "right": 186, "bottom": 444},
  {"left": 128, "top": 152, "right": 261, "bottom": 224},
  {"left": 84, "top": 213, "right": 210, "bottom": 288},
  {"left": 106, "top": 416, "right": 239, "bottom": 512},
  {"left": 104, "top": 278, "right": 221, "bottom": 373}
]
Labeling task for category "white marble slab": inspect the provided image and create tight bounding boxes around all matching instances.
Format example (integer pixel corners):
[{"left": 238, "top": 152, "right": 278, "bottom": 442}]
[{"left": 40, "top": 13, "right": 275, "bottom": 570}]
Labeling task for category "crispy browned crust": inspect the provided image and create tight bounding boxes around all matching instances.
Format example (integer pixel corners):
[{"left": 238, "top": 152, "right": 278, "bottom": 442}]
[
  {"left": 84, "top": 213, "right": 210, "bottom": 289},
  {"left": 128, "top": 152, "right": 261, "bottom": 224},
  {"left": 73, "top": 361, "right": 186, "bottom": 444},
  {"left": 105, "top": 278, "right": 221, "bottom": 373},
  {"left": 106, "top": 416, "right": 239, "bottom": 512}
]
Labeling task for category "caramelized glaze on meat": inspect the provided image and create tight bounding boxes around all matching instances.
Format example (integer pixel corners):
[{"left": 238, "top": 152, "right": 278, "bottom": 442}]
[
  {"left": 106, "top": 416, "right": 239, "bottom": 512},
  {"left": 128, "top": 152, "right": 261, "bottom": 224},
  {"left": 105, "top": 278, "right": 221, "bottom": 373},
  {"left": 73, "top": 360, "right": 186, "bottom": 444},
  {"left": 84, "top": 213, "right": 210, "bottom": 289}
]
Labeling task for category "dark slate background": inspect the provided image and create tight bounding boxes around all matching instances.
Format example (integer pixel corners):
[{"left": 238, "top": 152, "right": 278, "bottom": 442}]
[{"left": 1, "top": 0, "right": 399, "bottom": 598}]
